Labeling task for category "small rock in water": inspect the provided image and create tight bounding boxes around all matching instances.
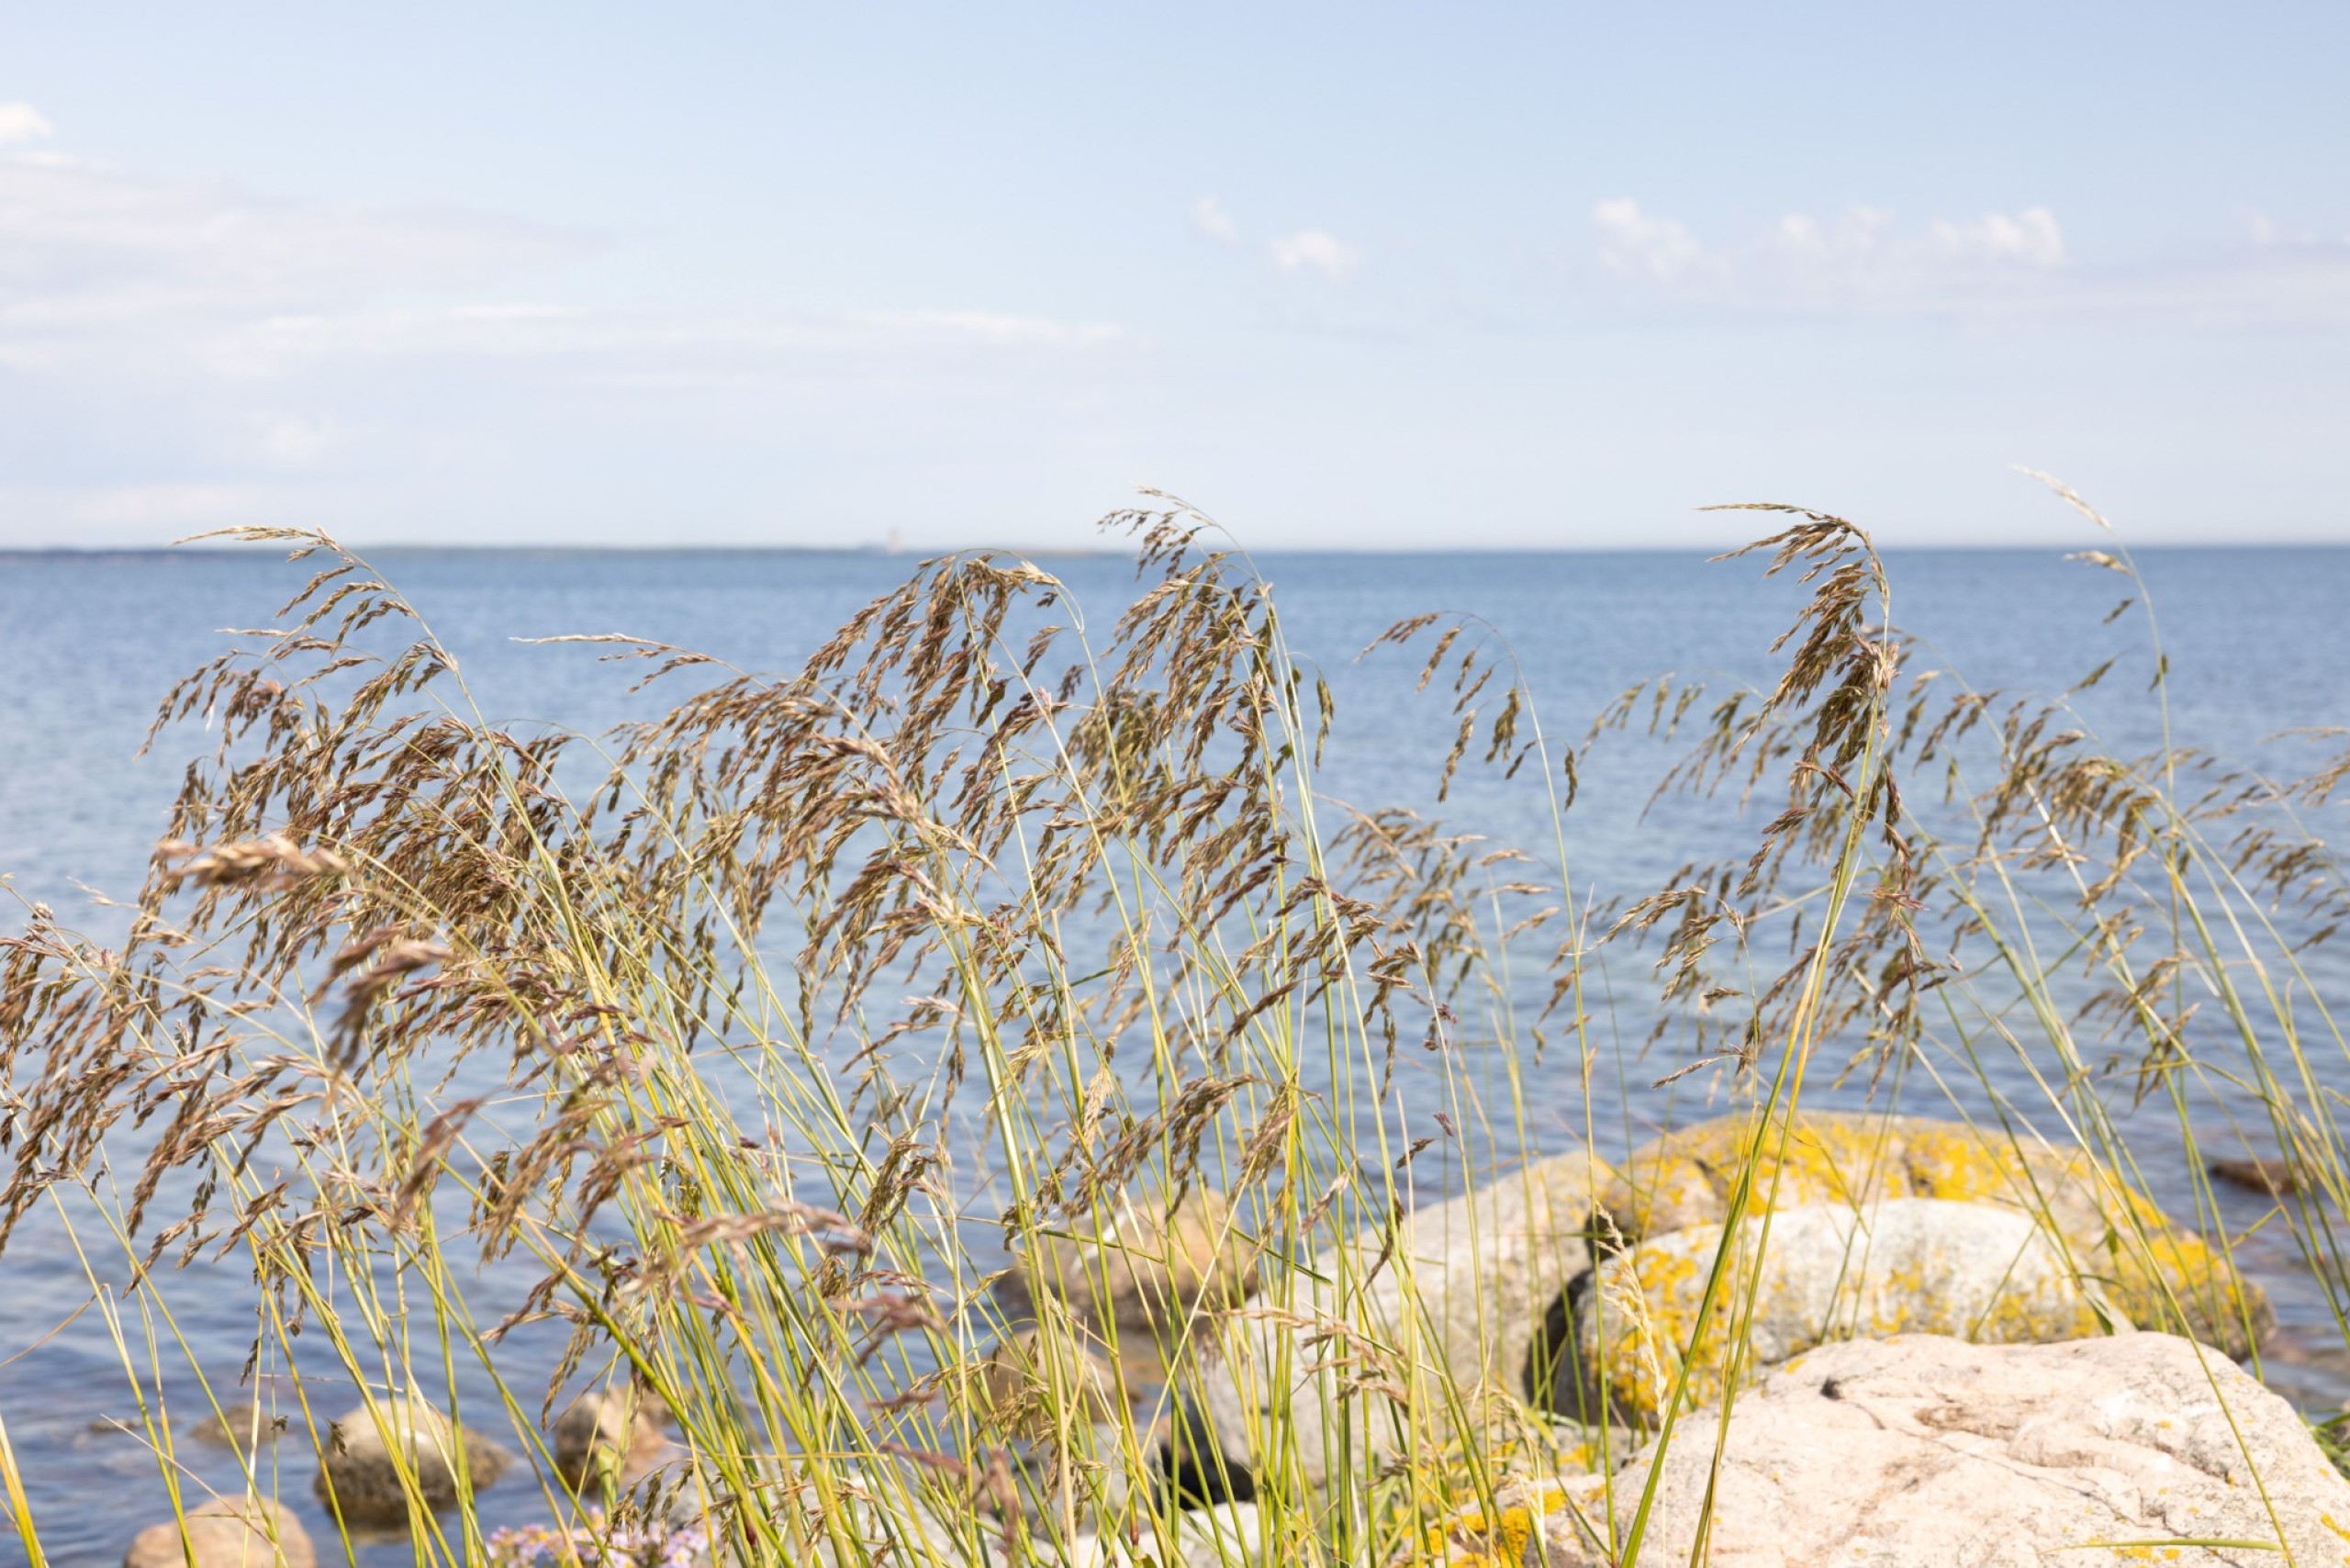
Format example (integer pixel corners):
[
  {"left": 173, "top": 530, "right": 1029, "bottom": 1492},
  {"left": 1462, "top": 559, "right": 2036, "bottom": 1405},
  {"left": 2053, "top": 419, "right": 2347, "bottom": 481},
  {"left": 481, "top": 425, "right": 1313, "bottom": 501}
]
[
  {"left": 121, "top": 1495, "right": 315, "bottom": 1568},
  {"left": 311, "top": 1394, "right": 511, "bottom": 1527},
  {"left": 2210, "top": 1155, "right": 2301, "bottom": 1196},
  {"left": 185, "top": 1402, "right": 285, "bottom": 1447},
  {"left": 551, "top": 1385, "right": 668, "bottom": 1489}
]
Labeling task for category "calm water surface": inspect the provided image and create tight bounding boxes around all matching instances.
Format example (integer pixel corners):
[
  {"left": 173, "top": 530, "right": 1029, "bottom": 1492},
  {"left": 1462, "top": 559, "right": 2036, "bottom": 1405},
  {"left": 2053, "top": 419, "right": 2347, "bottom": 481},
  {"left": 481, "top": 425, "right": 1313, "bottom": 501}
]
[{"left": 4, "top": 545, "right": 2347, "bottom": 1564}]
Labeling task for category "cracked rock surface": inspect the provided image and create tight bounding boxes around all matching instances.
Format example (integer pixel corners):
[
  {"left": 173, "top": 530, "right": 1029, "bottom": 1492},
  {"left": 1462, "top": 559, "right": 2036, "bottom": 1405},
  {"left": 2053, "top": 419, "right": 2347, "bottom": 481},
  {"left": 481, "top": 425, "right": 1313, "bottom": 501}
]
[{"left": 1550, "top": 1332, "right": 2350, "bottom": 1567}]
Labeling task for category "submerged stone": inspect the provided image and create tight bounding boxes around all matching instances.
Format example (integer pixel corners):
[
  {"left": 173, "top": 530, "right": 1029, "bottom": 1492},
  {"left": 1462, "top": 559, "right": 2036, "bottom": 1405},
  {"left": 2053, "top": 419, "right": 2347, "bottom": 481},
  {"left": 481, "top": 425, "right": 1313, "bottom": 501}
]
[{"left": 967, "top": 1324, "right": 1123, "bottom": 1445}]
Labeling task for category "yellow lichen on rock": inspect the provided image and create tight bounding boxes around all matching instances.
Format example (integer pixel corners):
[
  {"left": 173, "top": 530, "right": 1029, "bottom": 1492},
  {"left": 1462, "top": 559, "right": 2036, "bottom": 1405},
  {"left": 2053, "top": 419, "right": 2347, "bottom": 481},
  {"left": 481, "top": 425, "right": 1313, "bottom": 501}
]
[
  {"left": 2101, "top": 1226, "right": 2272, "bottom": 1361},
  {"left": 1393, "top": 1476, "right": 1595, "bottom": 1568},
  {"left": 1595, "top": 1111, "right": 1911, "bottom": 1241},
  {"left": 1594, "top": 1111, "right": 2270, "bottom": 1361},
  {"left": 1572, "top": 1198, "right": 2111, "bottom": 1428}
]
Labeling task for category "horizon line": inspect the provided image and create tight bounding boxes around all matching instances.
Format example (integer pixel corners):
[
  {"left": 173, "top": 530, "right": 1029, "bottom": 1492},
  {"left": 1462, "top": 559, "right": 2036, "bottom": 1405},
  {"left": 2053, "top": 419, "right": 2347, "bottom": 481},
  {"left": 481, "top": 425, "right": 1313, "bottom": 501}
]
[{"left": 6, "top": 538, "right": 2350, "bottom": 559}]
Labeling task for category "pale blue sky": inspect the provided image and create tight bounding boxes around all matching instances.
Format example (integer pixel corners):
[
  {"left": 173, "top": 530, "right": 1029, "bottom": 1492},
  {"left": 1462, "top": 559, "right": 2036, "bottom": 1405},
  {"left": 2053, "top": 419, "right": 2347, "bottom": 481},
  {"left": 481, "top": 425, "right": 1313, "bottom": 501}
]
[{"left": 2, "top": 3, "right": 2344, "bottom": 548}]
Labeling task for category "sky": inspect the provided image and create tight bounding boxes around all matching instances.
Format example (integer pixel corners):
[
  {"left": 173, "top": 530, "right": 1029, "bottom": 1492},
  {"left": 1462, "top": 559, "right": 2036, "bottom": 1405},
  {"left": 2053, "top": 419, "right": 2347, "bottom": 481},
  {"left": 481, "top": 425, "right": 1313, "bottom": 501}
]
[{"left": 1, "top": 3, "right": 2345, "bottom": 551}]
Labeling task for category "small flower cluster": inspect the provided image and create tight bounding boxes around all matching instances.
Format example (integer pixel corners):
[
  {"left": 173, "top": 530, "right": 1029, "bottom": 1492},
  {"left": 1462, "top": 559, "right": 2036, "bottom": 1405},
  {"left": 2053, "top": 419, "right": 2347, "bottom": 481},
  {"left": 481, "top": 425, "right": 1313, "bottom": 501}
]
[{"left": 487, "top": 1507, "right": 709, "bottom": 1568}]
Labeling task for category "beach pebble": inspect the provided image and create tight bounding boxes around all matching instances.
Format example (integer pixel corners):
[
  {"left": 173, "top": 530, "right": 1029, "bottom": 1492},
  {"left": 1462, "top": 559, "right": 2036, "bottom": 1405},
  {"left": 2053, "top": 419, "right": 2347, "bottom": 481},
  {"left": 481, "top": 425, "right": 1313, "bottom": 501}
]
[
  {"left": 122, "top": 1495, "right": 314, "bottom": 1568},
  {"left": 310, "top": 1394, "right": 511, "bottom": 1526}
]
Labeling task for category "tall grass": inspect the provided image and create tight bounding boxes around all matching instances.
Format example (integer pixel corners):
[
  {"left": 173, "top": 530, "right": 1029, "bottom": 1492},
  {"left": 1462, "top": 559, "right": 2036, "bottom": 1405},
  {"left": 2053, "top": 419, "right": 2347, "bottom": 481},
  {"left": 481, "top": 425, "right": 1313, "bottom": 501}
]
[{"left": 1, "top": 493, "right": 2345, "bottom": 1566}]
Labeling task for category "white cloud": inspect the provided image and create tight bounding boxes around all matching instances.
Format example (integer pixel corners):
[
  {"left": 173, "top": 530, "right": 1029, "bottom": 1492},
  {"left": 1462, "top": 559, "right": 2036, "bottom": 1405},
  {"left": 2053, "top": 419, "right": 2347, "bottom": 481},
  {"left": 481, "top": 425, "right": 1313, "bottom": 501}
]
[
  {"left": 0, "top": 151, "right": 586, "bottom": 375},
  {"left": 1929, "top": 207, "right": 2065, "bottom": 267},
  {"left": 73, "top": 481, "right": 274, "bottom": 527},
  {"left": 0, "top": 146, "right": 1133, "bottom": 380},
  {"left": 0, "top": 102, "right": 53, "bottom": 147},
  {"left": 1595, "top": 198, "right": 1707, "bottom": 280},
  {"left": 1192, "top": 196, "right": 1239, "bottom": 244},
  {"left": 1585, "top": 197, "right": 2350, "bottom": 323},
  {"left": 1590, "top": 198, "right": 2080, "bottom": 313},
  {"left": 1270, "top": 230, "right": 1359, "bottom": 281},
  {"left": 858, "top": 310, "right": 1126, "bottom": 348},
  {"left": 0, "top": 126, "right": 1144, "bottom": 542}
]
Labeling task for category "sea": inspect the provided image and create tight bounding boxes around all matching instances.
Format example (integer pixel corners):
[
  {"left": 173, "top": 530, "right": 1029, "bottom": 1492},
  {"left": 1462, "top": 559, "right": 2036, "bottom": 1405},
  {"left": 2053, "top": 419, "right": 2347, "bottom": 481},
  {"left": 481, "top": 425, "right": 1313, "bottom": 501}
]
[{"left": 3, "top": 543, "right": 2347, "bottom": 1565}]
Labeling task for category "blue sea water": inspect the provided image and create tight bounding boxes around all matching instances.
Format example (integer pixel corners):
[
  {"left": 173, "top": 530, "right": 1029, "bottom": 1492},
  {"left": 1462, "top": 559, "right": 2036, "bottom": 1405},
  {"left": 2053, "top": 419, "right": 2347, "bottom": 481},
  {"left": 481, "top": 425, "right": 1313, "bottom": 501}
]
[{"left": 2, "top": 543, "right": 2347, "bottom": 1564}]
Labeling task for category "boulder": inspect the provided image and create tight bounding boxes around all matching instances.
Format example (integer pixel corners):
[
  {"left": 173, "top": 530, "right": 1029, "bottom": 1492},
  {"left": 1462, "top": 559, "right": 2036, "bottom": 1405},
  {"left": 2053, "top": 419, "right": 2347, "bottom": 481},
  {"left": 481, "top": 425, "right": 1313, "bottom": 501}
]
[
  {"left": 551, "top": 1384, "right": 668, "bottom": 1489},
  {"left": 122, "top": 1495, "right": 314, "bottom": 1568},
  {"left": 1558, "top": 1198, "right": 2109, "bottom": 1427},
  {"left": 1540, "top": 1332, "right": 2350, "bottom": 1565},
  {"left": 1595, "top": 1112, "right": 1907, "bottom": 1238},
  {"left": 1184, "top": 1148, "right": 1614, "bottom": 1498},
  {"left": 967, "top": 1324, "right": 1123, "bottom": 1445},
  {"left": 1001, "top": 1187, "right": 1258, "bottom": 1346},
  {"left": 311, "top": 1394, "right": 511, "bottom": 1527},
  {"left": 1595, "top": 1111, "right": 2270, "bottom": 1356}
]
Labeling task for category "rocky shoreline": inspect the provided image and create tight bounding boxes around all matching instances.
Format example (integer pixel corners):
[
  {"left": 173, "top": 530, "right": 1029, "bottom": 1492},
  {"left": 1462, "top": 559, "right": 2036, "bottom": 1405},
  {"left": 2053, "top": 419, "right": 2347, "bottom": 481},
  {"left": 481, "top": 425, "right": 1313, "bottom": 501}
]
[{"left": 119, "top": 1111, "right": 2343, "bottom": 1567}]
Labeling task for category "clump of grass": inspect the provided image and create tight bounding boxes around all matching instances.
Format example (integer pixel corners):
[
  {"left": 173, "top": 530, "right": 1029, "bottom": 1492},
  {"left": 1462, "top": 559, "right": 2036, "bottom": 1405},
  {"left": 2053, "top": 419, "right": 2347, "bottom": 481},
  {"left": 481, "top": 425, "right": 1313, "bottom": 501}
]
[{"left": 1, "top": 487, "right": 2344, "bottom": 1566}]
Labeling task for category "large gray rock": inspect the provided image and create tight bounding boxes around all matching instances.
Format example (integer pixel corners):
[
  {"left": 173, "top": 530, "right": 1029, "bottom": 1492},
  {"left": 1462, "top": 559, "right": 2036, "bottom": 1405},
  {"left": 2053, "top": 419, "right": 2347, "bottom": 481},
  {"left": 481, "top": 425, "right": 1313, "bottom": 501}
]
[
  {"left": 1537, "top": 1333, "right": 2350, "bottom": 1566},
  {"left": 122, "top": 1495, "right": 314, "bottom": 1568},
  {"left": 311, "top": 1394, "right": 511, "bottom": 1527},
  {"left": 1188, "top": 1148, "right": 1613, "bottom": 1496},
  {"left": 1561, "top": 1198, "right": 2109, "bottom": 1427}
]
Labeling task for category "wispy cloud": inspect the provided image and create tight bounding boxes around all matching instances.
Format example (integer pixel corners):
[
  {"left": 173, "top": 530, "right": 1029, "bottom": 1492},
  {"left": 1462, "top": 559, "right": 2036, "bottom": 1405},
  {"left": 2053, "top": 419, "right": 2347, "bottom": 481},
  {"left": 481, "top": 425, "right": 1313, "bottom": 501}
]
[
  {"left": 858, "top": 310, "right": 1126, "bottom": 348},
  {"left": 1270, "top": 230, "right": 1359, "bottom": 281},
  {"left": 0, "top": 124, "right": 1141, "bottom": 539},
  {"left": 0, "top": 150, "right": 583, "bottom": 370},
  {"left": 1192, "top": 196, "right": 1239, "bottom": 244},
  {"left": 0, "top": 135, "right": 1136, "bottom": 378},
  {"left": 1585, "top": 197, "right": 2350, "bottom": 322},
  {"left": 1593, "top": 197, "right": 2066, "bottom": 309},
  {"left": 0, "top": 102, "right": 52, "bottom": 147},
  {"left": 1593, "top": 198, "right": 1705, "bottom": 280}
]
